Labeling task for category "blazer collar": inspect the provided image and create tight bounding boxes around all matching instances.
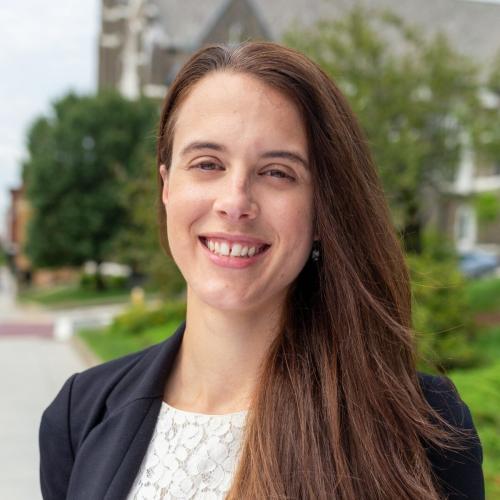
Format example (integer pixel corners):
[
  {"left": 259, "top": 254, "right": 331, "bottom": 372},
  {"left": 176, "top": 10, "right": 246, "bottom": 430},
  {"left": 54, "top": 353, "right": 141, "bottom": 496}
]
[{"left": 106, "top": 320, "right": 186, "bottom": 411}]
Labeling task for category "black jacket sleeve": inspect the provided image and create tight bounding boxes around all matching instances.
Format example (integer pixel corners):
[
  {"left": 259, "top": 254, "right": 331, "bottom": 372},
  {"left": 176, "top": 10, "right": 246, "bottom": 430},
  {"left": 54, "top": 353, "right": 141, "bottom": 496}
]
[
  {"left": 423, "top": 375, "right": 485, "bottom": 500},
  {"left": 39, "top": 373, "right": 78, "bottom": 500}
]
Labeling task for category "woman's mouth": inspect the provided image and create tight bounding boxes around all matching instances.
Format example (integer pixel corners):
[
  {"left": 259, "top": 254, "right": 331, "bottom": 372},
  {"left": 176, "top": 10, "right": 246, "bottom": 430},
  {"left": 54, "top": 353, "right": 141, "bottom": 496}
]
[
  {"left": 199, "top": 236, "right": 271, "bottom": 258},
  {"left": 198, "top": 236, "right": 271, "bottom": 269}
]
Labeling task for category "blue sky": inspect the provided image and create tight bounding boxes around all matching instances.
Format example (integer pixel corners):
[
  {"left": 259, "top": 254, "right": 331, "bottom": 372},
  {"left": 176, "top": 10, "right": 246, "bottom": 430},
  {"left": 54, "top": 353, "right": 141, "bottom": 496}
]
[{"left": 0, "top": 0, "right": 98, "bottom": 238}]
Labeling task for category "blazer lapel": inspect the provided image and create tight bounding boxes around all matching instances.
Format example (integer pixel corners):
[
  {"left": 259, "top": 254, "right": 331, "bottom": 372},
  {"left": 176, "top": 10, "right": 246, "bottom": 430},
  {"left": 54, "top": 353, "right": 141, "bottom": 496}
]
[
  {"left": 104, "top": 397, "right": 164, "bottom": 499},
  {"left": 66, "top": 321, "right": 186, "bottom": 500}
]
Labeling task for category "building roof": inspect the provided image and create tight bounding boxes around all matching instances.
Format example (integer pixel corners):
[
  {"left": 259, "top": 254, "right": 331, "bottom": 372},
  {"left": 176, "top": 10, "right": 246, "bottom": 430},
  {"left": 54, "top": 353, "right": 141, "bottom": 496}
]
[
  {"left": 149, "top": 0, "right": 500, "bottom": 65},
  {"left": 152, "top": 0, "right": 227, "bottom": 49}
]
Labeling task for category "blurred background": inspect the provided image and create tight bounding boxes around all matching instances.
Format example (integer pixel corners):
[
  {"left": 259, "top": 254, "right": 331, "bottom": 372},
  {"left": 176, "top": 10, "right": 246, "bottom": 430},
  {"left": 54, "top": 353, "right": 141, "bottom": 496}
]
[{"left": 1, "top": 0, "right": 499, "bottom": 498}]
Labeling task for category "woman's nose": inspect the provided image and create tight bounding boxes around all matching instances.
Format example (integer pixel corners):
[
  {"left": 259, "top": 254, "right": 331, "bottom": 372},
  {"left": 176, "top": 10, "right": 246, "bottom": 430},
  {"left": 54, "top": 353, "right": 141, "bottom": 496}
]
[{"left": 213, "top": 177, "right": 258, "bottom": 221}]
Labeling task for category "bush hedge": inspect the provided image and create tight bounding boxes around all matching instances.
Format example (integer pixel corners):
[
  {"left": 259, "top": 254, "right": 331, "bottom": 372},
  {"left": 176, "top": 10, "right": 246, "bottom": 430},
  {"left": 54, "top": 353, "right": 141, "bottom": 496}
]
[
  {"left": 80, "top": 272, "right": 128, "bottom": 290},
  {"left": 406, "top": 231, "right": 482, "bottom": 371},
  {"left": 110, "top": 300, "right": 187, "bottom": 335}
]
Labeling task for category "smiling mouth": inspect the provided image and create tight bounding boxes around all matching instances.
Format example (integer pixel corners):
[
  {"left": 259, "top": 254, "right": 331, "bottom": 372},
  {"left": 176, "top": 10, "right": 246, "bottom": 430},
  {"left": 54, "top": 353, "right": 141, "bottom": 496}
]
[{"left": 199, "top": 237, "right": 271, "bottom": 258}]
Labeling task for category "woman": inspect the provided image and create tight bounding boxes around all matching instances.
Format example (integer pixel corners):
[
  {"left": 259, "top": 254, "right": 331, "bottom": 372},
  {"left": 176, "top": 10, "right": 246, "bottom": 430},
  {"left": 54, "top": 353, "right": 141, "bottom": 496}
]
[{"left": 39, "top": 42, "right": 484, "bottom": 499}]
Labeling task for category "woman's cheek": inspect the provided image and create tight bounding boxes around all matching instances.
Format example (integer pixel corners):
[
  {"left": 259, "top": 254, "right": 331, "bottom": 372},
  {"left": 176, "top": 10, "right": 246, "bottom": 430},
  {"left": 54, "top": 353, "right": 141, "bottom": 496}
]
[{"left": 168, "top": 181, "right": 209, "bottom": 217}]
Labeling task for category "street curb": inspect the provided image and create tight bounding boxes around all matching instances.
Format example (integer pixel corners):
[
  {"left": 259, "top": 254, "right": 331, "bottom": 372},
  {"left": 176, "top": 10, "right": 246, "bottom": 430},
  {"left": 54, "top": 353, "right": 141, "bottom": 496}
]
[{"left": 70, "top": 335, "right": 102, "bottom": 368}]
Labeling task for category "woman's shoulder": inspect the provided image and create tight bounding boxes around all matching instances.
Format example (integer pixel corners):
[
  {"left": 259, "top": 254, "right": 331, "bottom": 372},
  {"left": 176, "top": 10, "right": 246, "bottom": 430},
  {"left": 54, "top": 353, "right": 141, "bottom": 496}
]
[
  {"left": 64, "top": 322, "right": 185, "bottom": 405},
  {"left": 416, "top": 371, "right": 480, "bottom": 455},
  {"left": 38, "top": 330, "right": 184, "bottom": 500},
  {"left": 417, "top": 371, "right": 485, "bottom": 499},
  {"left": 417, "top": 371, "right": 472, "bottom": 427},
  {"left": 41, "top": 323, "right": 185, "bottom": 435},
  {"left": 40, "top": 341, "right": 163, "bottom": 428},
  {"left": 72, "top": 341, "right": 161, "bottom": 391}
]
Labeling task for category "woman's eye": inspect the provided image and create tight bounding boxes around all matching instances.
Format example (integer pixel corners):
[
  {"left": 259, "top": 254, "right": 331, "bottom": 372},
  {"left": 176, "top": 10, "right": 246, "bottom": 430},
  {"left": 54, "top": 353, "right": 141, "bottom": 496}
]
[
  {"left": 263, "top": 169, "right": 295, "bottom": 181},
  {"left": 193, "top": 162, "right": 221, "bottom": 171},
  {"left": 190, "top": 163, "right": 294, "bottom": 181}
]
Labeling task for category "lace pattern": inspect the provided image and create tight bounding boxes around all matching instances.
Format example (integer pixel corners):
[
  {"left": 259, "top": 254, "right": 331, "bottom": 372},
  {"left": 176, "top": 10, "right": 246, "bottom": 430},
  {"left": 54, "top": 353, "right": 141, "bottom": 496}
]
[{"left": 126, "top": 402, "right": 248, "bottom": 499}]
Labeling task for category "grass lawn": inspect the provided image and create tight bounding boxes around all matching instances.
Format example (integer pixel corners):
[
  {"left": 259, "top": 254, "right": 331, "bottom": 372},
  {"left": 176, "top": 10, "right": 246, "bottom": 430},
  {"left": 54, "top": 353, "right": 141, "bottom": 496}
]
[
  {"left": 449, "top": 277, "right": 500, "bottom": 498},
  {"left": 449, "top": 348, "right": 500, "bottom": 499},
  {"left": 18, "top": 284, "right": 133, "bottom": 308},
  {"left": 78, "top": 318, "right": 181, "bottom": 362}
]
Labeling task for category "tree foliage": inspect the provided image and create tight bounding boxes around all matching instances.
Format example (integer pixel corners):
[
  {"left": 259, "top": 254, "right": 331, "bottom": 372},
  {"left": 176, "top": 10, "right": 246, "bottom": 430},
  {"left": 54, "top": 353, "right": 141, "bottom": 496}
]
[
  {"left": 284, "top": 7, "right": 487, "bottom": 253},
  {"left": 23, "top": 91, "right": 158, "bottom": 286},
  {"left": 407, "top": 231, "right": 478, "bottom": 371},
  {"left": 109, "top": 144, "right": 186, "bottom": 298},
  {"left": 473, "top": 192, "right": 500, "bottom": 225}
]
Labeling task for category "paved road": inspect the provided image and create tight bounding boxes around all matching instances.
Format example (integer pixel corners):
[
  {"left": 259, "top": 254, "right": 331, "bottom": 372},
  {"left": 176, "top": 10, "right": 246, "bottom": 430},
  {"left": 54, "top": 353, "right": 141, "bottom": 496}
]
[
  {"left": 0, "top": 335, "right": 89, "bottom": 499},
  {"left": 0, "top": 267, "right": 92, "bottom": 499}
]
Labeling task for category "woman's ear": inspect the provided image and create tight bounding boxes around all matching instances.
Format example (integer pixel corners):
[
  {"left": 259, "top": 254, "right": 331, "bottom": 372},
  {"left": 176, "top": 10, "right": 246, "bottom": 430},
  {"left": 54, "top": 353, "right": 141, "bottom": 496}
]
[{"left": 159, "top": 164, "right": 169, "bottom": 205}]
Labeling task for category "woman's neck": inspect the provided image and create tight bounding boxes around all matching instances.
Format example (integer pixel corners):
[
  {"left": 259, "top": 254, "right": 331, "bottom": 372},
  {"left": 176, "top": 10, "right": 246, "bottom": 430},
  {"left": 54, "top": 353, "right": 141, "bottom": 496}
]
[{"left": 163, "top": 287, "right": 283, "bottom": 414}]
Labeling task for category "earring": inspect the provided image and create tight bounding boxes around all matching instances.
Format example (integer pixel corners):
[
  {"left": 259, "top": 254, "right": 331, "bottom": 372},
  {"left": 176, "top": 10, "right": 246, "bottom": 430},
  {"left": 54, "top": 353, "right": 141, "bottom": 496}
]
[{"left": 311, "top": 240, "right": 320, "bottom": 262}]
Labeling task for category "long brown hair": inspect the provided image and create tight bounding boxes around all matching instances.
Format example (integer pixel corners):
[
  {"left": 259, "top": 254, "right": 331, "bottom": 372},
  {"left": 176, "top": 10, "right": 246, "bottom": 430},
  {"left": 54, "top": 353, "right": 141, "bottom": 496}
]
[{"left": 156, "top": 42, "right": 472, "bottom": 499}]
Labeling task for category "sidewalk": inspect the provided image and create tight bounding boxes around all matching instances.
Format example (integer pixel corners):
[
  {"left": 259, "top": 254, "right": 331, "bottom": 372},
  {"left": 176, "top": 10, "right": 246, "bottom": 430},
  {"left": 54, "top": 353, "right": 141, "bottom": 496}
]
[
  {"left": 0, "top": 267, "right": 97, "bottom": 499},
  {"left": 0, "top": 335, "right": 91, "bottom": 499}
]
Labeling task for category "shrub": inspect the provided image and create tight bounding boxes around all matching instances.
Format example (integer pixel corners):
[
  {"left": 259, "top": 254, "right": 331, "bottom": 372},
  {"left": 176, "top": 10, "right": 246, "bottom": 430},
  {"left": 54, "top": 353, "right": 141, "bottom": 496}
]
[
  {"left": 407, "top": 251, "right": 481, "bottom": 371},
  {"left": 107, "top": 275, "right": 128, "bottom": 290},
  {"left": 79, "top": 272, "right": 128, "bottom": 291},
  {"left": 79, "top": 272, "right": 96, "bottom": 290},
  {"left": 110, "top": 300, "right": 186, "bottom": 335}
]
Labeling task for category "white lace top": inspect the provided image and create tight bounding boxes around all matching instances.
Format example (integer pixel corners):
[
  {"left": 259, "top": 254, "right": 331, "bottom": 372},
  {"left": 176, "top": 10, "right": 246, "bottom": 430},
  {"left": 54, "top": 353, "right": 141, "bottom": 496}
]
[{"left": 126, "top": 401, "right": 248, "bottom": 499}]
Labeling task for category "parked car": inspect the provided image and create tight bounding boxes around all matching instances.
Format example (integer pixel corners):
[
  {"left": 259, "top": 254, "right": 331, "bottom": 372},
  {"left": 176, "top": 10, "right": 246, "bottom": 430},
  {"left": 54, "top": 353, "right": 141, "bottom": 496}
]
[{"left": 458, "top": 250, "right": 499, "bottom": 278}]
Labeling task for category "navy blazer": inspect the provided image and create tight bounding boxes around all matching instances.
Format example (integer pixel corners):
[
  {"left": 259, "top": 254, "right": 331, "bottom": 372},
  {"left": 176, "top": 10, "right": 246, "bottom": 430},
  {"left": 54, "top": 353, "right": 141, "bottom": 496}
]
[{"left": 39, "top": 321, "right": 485, "bottom": 499}]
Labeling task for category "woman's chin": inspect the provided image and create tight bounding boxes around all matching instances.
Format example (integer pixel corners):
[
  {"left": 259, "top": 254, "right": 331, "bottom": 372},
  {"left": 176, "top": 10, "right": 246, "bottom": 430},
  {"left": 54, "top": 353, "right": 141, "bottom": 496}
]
[
  {"left": 199, "top": 294, "right": 258, "bottom": 313},
  {"left": 188, "top": 282, "right": 288, "bottom": 317},
  {"left": 187, "top": 284, "right": 261, "bottom": 314}
]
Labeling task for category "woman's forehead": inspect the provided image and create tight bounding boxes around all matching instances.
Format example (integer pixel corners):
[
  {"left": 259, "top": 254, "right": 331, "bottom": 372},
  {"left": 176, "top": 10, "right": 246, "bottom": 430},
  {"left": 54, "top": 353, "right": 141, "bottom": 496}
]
[{"left": 172, "top": 72, "right": 308, "bottom": 157}]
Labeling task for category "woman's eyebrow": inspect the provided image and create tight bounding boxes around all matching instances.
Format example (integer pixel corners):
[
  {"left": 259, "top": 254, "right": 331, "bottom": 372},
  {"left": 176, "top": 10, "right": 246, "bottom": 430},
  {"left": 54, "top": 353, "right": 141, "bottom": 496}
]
[
  {"left": 260, "top": 150, "right": 309, "bottom": 169},
  {"left": 180, "top": 141, "right": 226, "bottom": 157},
  {"left": 180, "top": 141, "right": 308, "bottom": 169}
]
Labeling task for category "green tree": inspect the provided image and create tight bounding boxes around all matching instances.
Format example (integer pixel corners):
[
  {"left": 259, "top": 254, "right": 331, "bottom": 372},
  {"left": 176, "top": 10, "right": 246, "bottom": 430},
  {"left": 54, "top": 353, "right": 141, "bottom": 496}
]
[
  {"left": 473, "top": 192, "right": 500, "bottom": 225},
  {"left": 407, "top": 230, "right": 478, "bottom": 371},
  {"left": 285, "top": 7, "right": 483, "bottom": 254},
  {"left": 473, "top": 51, "right": 500, "bottom": 173},
  {"left": 109, "top": 145, "right": 186, "bottom": 298},
  {"left": 23, "top": 91, "right": 158, "bottom": 289}
]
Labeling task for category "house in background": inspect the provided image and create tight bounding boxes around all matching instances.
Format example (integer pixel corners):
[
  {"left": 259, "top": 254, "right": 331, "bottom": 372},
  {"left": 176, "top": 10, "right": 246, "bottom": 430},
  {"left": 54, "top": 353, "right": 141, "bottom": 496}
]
[
  {"left": 4, "top": 187, "right": 31, "bottom": 281},
  {"left": 440, "top": 135, "right": 500, "bottom": 253},
  {"left": 98, "top": 0, "right": 500, "bottom": 254}
]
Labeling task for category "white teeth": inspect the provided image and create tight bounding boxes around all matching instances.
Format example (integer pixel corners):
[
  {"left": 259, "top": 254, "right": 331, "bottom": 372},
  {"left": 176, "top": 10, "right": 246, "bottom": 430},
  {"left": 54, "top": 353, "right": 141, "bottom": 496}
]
[
  {"left": 230, "top": 243, "right": 242, "bottom": 256},
  {"left": 204, "top": 238, "right": 265, "bottom": 258},
  {"left": 220, "top": 242, "right": 230, "bottom": 256}
]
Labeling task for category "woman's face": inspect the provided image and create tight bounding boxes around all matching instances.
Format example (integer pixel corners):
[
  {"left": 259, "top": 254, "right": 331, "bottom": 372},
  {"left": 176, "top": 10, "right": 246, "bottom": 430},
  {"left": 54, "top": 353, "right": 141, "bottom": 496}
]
[{"left": 160, "top": 71, "right": 315, "bottom": 313}]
